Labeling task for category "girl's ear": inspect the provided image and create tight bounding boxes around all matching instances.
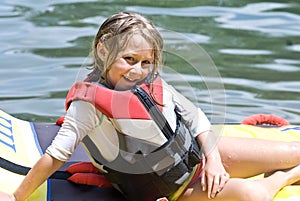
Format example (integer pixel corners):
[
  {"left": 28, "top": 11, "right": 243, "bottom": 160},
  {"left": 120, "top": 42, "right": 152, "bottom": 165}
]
[{"left": 96, "top": 42, "right": 107, "bottom": 61}]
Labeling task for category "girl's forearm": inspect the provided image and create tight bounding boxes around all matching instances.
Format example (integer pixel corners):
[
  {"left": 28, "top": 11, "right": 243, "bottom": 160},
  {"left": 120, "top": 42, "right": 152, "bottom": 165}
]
[
  {"left": 196, "top": 130, "right": 220, "bottom": 159},
  {"left": 13, "top": 153, "right": 65, "bottom": 201}
]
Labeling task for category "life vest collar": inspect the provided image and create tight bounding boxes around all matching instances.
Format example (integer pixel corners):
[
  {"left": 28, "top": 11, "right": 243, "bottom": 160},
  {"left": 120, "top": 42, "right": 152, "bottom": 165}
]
[{"left": 65, "top": 77, "right": 163, "bottom": 119}]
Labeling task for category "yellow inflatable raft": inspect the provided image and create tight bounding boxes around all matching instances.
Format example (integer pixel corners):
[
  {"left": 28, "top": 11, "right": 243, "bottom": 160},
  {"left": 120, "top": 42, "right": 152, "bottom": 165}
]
[
  {"left": 0, "top": 109, "right": 299, "bottom": 201},
  {"left": 213, "top": 124, "right": 300, "bottom": 201}
]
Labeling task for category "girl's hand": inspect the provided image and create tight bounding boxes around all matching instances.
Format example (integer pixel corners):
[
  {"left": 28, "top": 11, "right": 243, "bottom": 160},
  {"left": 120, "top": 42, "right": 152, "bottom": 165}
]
[
  {"left": 0, "top": 192, "right": 16, "bottom": 201},
  {"left": 195, "top": 130, "right": 230, "bottom": 198},
  {"left": 201, "top": 154, "right": 230, "bottom": 199}
]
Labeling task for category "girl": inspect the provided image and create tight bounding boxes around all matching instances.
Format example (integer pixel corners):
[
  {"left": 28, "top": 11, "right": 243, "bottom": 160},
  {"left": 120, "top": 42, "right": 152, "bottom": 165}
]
[{"left": 1, "top": 11, "right": 300, "bottom": 201}]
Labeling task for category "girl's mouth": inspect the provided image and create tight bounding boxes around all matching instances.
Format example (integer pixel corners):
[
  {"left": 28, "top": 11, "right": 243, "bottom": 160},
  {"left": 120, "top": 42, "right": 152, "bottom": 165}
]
[{"left": 123, "top": 75, "right": 139, "bottom": 82}]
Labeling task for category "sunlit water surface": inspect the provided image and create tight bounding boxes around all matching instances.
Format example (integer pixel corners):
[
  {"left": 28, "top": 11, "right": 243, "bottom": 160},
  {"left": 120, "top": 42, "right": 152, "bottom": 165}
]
[{"left": 0, "top": 0, "right": 299, "bottom": 124}]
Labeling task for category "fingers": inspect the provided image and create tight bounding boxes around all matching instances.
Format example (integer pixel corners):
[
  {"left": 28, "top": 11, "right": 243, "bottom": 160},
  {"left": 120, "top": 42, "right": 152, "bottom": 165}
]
[
  {"left": 210, "top": 175, "right": 220, "bottom": 198},
  {"left": 202, "top": 172, "right": 230, "bottom": 199},
  {"left": 201, "top": 172, "right": 218, "bottom": 198},
  {"left": 218, "top": 172, "right": 230, "bottom": 191},
  {"left": 201, "top": 171, "right": 206, "bottom": 192}
]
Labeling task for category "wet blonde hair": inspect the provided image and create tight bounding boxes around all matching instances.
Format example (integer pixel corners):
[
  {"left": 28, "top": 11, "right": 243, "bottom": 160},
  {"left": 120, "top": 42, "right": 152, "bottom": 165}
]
[{"left": 88, "top": 11, "right": 163, "bottom": 88}]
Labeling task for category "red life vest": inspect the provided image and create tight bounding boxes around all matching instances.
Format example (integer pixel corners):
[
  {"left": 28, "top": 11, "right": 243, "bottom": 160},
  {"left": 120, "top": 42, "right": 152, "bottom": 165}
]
[
  {"left": 64, "top": 76, "right": 202, "bottom": 201},
  {"left": 65, "top": 78, "right": 163, "bottom": 119}
]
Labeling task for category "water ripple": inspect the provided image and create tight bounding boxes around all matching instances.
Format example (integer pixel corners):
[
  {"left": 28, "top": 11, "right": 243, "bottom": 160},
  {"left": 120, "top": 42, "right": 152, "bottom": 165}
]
[
  {"left": 127, "top": 2, "right": 300, "bottom": 36},
  {"left": 0, "top": 1, "right": 299, "bottom": 124},
  {"left": 219, "top": 49, "right": 273, "bottom": 55}
]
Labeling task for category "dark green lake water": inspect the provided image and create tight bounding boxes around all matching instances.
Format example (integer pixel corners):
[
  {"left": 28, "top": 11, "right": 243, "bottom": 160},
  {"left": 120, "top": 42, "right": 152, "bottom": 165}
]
[{"left": 1, "top": 0, "right": 300, "bottom": 124}]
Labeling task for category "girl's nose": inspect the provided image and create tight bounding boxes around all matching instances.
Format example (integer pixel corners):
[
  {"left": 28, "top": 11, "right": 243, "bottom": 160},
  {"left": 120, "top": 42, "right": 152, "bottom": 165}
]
[
  {"left": 132, "top": 63, "right": 143, "bottom": 74},
  {"left": 125, "top": 62, "right": 143, "bottom": 80}
]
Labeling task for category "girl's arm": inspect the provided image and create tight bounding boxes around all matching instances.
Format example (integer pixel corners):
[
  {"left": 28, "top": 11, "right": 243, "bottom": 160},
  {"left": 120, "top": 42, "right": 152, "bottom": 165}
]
[
  {"left": 11, "top": 101, "right": 97, "bottom": 201},
  {"left": 13, "top": 153, "right": 65, "bottom": 201},
  {"left": 196, "top": 130, "right": 229, "bottom": 199}
]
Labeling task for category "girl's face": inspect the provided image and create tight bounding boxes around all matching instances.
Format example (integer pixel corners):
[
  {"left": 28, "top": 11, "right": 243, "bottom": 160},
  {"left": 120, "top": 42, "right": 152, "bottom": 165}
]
[{"left": 106, "top": 34, "right": 154, "bottom": 90}]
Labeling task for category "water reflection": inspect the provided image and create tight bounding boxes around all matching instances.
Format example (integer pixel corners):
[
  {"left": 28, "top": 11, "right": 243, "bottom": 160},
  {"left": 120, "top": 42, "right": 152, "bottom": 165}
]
[{"left": 0, "top": 1, "right": 299, "bottom": 124}]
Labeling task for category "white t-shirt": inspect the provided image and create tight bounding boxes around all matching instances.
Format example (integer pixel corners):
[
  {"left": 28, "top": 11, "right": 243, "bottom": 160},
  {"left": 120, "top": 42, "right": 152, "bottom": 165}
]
[{"left": 46, "top": 79, "right": 211, "bottom": 162}]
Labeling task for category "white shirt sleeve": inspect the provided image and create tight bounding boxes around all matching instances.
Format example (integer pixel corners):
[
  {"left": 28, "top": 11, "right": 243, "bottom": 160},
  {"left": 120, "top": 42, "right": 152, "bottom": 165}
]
[
  {"left": 162, "top": 80, "right": 211, "bottom": 137},
  {"left": 46, "top": 100, "right": 99, "bottom": 161}
]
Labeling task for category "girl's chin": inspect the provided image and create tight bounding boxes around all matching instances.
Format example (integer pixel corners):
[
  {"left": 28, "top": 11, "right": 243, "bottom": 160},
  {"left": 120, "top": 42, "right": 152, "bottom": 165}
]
[
  {"left": 113, "top": 78, "right": 143, "bottom": 90},
  {"left": 113, "top": 83, "right": 136, "bottom": 91}
]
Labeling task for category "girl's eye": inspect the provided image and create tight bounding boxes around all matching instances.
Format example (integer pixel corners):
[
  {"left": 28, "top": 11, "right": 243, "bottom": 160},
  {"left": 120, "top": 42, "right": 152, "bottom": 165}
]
[
  {"left": 142, "top": 60, "right": 151, "bottom": 65},
  {"left": 142, "top": 61, "right": 153, "bottom": 69},
  {"left": 124, "top": 57, "right": 135, "bottom": 63}
]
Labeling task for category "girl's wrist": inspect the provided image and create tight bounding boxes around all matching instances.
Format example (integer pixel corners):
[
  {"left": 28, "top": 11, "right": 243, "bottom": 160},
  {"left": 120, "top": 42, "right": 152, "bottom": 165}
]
[{"left": 205, "top": 148, "right": 221, "bottom": 161}]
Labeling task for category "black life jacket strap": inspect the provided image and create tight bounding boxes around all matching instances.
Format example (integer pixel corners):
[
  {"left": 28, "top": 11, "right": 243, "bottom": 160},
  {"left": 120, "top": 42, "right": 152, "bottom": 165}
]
[
  {"left": 131, "top": 85, "right": 202, "bottom": 168},
  {"left": 131, "top": 85, "right": 173, "bottom": 140}
]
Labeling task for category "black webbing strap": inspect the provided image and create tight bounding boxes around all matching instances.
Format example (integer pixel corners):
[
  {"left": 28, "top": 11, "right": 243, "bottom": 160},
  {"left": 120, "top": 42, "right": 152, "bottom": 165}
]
[
  {"left": 131, "top": 86, "right": 174, "bottom": 140},
  {"left": 131, "top": 85, "right": 202, "bottom": 166},
  {"left": 0, "top": 156, "right": 71, "bottom": 179}
]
